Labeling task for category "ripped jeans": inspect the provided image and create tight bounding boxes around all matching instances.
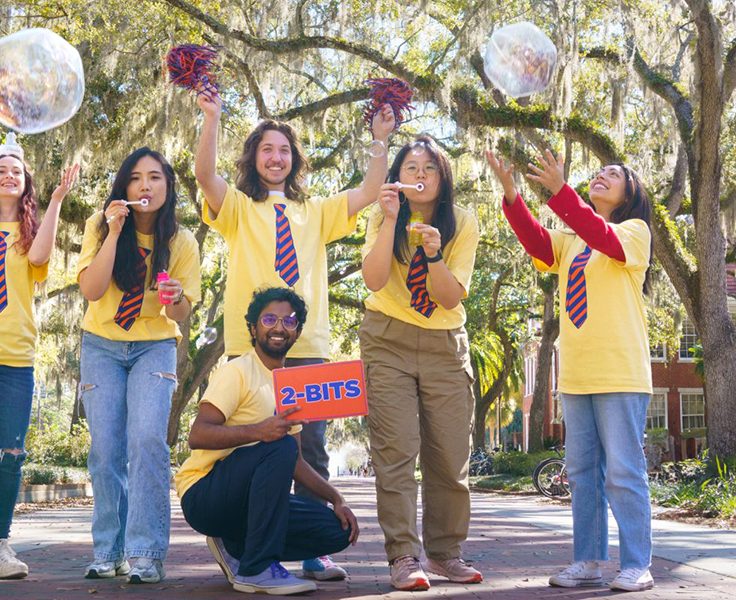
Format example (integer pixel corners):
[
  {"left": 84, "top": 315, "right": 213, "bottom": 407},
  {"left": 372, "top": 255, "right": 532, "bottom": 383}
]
[
  {"left": 79, "top": 332, "right": 177, "bottom": 562},
  {"left": 0, "top": 365, "right": 33, "bottom": 539}
]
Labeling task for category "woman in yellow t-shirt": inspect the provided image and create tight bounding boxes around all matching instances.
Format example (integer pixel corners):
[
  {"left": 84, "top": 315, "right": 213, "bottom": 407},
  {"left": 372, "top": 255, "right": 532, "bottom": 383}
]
[
  {"left": 0, "top": 134, "right": 77, "bottom": 579},
  {"left": 77, "top": 148, "right": 201, "bottom": 585},
  {"left": 487, "top": 149, "right": 654, "bottom": 592},
  {"left": 359, "top": 136, "right": 481, "bottom": 591}
]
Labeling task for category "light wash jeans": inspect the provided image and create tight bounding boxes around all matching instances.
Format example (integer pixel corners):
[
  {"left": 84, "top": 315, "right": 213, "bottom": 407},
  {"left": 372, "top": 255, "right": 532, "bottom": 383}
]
[
  {"left": 562, "top": 392, "right": 652, "bottom": 570},
  {"left": 80, "top": 332, "right": 177, "bottom": 561}
]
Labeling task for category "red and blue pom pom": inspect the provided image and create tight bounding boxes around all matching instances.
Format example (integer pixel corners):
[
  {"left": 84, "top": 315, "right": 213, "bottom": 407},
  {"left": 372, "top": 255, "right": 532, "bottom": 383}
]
[
  {"left": 166, "top": 44, "right": 220, "bottom": 96},
  {"left": 363, "top": 77, "right": 414, "bottom": 130}
]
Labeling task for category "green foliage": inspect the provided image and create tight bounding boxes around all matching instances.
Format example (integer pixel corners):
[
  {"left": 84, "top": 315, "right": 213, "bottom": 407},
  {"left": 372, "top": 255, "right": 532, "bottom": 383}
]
[
  {"left": 24, "top": 422, "right": 91, "bottom": 467},
  {"left": 22, "top": 463, "right": 89, "bottom": 485},
  {"left": 491, "top": 451, "right": 556, "bottom": 477}
]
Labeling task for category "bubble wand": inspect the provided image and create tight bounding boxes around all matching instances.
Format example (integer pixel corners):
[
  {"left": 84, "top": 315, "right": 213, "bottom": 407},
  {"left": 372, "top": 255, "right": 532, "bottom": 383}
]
[
  {"left": 396, "top": 182, "right": 424, "bottom": 192},
  {"left": 106, "top": 198, "right": 150, "bottom": 223}
]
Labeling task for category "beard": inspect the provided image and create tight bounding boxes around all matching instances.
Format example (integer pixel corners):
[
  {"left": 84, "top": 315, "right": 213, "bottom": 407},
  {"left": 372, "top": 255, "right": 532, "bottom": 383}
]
[{"left": 257, "top": 336, "right": 294, "bottom": 359}]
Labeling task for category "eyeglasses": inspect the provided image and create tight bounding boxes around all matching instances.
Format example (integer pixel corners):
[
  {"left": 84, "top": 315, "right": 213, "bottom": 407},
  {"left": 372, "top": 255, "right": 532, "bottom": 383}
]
[
  {"left": 401, "top": 162, "right": 439, "bottom": 176},
  {"left": 260, "top": 313, "right": 299, "bottom": 330}
]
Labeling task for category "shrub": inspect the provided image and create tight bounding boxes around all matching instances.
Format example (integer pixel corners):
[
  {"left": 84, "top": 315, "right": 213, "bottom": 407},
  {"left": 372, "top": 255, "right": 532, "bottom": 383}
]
[
  {"left": 22, "top": 463, "right": 89, "bottom": 485},
  {"left": 24, "top": 421, "right": 91, "bottom": 467},
  {"left": 492, "top": 451, "right": 556, "bottom": 477}
]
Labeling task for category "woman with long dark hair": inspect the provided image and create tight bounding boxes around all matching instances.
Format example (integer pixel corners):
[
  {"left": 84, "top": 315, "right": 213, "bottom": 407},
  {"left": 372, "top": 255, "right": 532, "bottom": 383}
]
[
  {"left": 359, "top": 136, "right": 481, "bottom": 591},
  {"left": 0, "top": 134, "right": 77, "bottom": 579},
  {"left": 487, "top": 149, "right": 654, "bottom": 592},
  {"left": 77, "top": 147, "right": 201, "bottom": 584}
]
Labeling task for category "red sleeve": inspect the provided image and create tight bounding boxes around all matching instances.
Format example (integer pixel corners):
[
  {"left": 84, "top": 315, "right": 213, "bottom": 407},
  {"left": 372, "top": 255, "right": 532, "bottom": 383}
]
[
  {"left": 502, "top": 194, "right": 555, "bottom": 267},
  {"left": 547, "top": 184, "right": 626, "bottom": 262}
]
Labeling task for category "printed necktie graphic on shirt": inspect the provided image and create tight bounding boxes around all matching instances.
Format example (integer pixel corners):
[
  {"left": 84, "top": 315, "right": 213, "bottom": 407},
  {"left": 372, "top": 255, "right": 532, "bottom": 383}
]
[
  {"left": 0, "top": 231, "right": 9, "bottom": 314},
  {"left": 114, "top": 247, "right": 151, "bottom": 331},
  {"left": 406, "top": 247, "right": 437, "bottom": 318},
  {"left": 565, "top": 245, "right": 593, "bottom": 328},
  {"left": 274, "top": 203, "right": 300, "bottom": 287}
]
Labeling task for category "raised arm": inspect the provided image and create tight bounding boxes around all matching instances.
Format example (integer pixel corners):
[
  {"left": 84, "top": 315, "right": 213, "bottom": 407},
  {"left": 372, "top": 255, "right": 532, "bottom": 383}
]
[
  {"left": 27, "top": 164, "right": 79, "bottom": 266},
  {"left": 194, "top": 92, "right": 228, "bottom": 218},
  {"left": 485, "top": 151, "right": 554, "bottom": 266},
  {"left": 78, "top": 202, "right": 129, "bottom": 301},
  {"left": 347, "top": 104, "right": 395, "bottom": 218},
  {"left": 361, "top": 184, "right": 399, "bottom": 291},
  {"left": 526, "top": 150, "right": 625, "bottom": 261}
]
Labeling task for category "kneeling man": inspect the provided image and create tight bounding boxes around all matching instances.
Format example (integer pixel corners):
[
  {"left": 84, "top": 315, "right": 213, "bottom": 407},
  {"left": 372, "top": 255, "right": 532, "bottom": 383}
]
[{"left": 175, "top": 287, "right": 358, "bottom": 595}]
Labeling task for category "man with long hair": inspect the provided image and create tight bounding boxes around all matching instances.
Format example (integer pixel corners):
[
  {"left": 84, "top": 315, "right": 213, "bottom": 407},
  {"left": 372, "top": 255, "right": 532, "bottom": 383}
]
[{"left": 194, "top": 92, "right": 394, "bottom": 580}]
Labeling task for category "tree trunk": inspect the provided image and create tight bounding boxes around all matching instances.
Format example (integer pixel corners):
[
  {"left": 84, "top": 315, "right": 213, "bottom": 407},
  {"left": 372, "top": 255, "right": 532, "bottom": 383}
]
[{"left": 528, "top": 278, "right": 559, "bottom": 452}]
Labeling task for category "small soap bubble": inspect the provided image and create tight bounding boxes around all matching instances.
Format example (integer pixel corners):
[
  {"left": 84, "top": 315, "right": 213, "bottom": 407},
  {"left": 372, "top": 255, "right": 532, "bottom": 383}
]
[
  {"left": 366, "top": 140, "right": 386, "bottom": 158},
  {"left": 483, "top": 22, "right": 557, "bottom": 99},
  {"left": 410, "top": 140, "right": 428, "bottom": 156},
  {"left": 195, "top": 327, "right": 218, "bottom": 350},
  {"left": 0, "top": 28, "right": 85, "bottom": 134}
]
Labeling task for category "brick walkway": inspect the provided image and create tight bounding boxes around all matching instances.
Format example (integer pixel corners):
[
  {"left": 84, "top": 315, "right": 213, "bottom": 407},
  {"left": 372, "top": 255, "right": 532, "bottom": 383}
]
[{"left": 4, "top": 477, "right": 735, "bottom": 599}]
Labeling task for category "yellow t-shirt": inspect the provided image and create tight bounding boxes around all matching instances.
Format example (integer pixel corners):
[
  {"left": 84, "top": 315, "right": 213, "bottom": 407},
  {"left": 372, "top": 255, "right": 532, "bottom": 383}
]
[
  {"left": 362, "top": 205, "right": 480, "bottom": 329},
  {"left": 533, "top": 219, "right": 652, "bottom": 394},
  {"left": 0, "top": 222, "right": 48, "bottom": 367},
  {"left": 174, "top": 349, "right": 302, "bottom": 497},
  {"left": 77, "top": 213, "right": 202, "bottom": 343},
  {"left": 203, "top": 186, "right": 357, "bottom": 357}
]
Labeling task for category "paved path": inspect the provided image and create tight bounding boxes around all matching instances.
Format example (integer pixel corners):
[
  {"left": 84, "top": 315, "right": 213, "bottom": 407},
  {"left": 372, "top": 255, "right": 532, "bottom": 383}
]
[{"left": 4, "top": 477, "right": 736, "bottom": 599}]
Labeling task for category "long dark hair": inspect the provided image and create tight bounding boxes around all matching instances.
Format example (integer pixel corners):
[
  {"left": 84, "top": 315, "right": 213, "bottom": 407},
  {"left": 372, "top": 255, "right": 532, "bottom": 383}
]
[
  {"left": 235, "top": 120, "right": 309, "bottom": 202},
  {"left": 0, "top": 154, "right": 38, "bottom": 254},
  {"left": 604, "top": 163, "right": 653, "bottom": 294},
  {"left": 387, "top": 135, "right": 456, "bottom": 263},
  {"left": 97, "top": 148, "right": 178, "bottom": 292}
]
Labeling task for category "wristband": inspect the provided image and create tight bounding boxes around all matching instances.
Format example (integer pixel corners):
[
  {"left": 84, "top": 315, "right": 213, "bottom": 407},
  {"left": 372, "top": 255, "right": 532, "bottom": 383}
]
[
  {"left": 172, "top": 289, "right": 185, "bottom": 305},
  {"left": 425, "top": 250, "right": 443, "bottom": 263}
]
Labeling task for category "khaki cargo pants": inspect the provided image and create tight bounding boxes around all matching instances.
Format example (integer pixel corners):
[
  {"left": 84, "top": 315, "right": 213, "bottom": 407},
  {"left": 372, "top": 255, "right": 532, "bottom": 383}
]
[{"left": 358, "top": 310, "right": 475, "bottom": 562}]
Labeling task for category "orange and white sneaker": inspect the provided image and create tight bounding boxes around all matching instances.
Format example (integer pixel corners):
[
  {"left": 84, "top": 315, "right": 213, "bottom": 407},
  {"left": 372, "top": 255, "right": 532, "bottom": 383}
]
[
  {"left": 390, "top": 555, "right": 430, "bottom": 591},
  {"left": 424, "top": 557, "right": 483, "bottom": 583}
]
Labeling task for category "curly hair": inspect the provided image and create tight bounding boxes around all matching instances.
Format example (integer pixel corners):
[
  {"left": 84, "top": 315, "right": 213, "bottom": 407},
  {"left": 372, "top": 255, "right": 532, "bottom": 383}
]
[
  {"left": 245, "top": 287, "right": 308, "bottom": 347},
  {"left": 235, "top": 120, "right": 309, "bottom": 202},
  {"left": 0, "top": 154, "right": 38, "bottom": 254}
]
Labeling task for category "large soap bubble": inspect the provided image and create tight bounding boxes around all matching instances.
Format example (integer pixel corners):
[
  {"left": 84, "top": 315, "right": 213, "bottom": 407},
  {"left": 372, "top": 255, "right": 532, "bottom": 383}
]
[
  {"left": 0, "top": 28, "right": 85, "bottom": 134},
  {"left": 483, "top": 22, "right": 557, "bottom": 99}
]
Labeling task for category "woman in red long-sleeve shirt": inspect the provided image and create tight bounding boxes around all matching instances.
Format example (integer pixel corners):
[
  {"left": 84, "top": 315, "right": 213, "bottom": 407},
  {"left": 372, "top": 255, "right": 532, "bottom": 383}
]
[{"left": 487, "top": 150, "right": 654, "bottom": 593}]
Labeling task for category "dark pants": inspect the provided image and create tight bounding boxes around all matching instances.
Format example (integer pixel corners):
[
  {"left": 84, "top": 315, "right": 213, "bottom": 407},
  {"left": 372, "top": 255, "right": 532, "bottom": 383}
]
[
  {"left": 181, "top": 436, "right": 350, "bottom": 576},
  {"left": 0, "top": 365, "right": 33, "bottom": 539},
  {"left": 284, "top": 357, "right": 330, "bottom": 502}
]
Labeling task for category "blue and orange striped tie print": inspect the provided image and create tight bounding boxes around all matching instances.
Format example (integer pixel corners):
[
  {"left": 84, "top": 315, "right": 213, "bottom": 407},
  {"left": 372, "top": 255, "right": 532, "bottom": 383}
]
[
  {"left": 274, "top": 204, "right": 299, "bottom": 287},
  {"left": 565, "top": 245, "right": 593, "bottom": 328},
  {"left": 114, "top": 247, "right": 151, "bottom": 331},
  {"left": 406, "top": 247, "right": 437, "bottom": 318},
  {"left": 0, "top": 231, "right": 8, "bottom": 314}
]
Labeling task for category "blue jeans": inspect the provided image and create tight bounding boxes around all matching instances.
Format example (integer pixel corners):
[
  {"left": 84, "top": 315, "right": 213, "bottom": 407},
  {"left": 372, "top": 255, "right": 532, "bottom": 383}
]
[
  {"left": 80, "top": 332, "right": 177, "bottom": 561},
  {"left": 562, "top": 392, "right": 652, "bottom": 570},
  {"left": 181, "top": 436, "right": 351, "bottom": 576},
  {"left": 0, "top": 365, "right": 34, "bottom": 539}
]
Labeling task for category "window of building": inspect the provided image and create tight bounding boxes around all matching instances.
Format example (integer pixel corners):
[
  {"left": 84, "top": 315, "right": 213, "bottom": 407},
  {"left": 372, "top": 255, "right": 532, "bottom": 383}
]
[
  {"left": 646, "top": 390, "right": 668, "bottom": 430},
  {"left": 678, "top": 319, "right": 698, "bottom": 361},
  {"left": 680, "top": 390, "right": 705, "bottom": 431},
  {"left": 650, "top": 342, "right": 666, "bottom": 362}
]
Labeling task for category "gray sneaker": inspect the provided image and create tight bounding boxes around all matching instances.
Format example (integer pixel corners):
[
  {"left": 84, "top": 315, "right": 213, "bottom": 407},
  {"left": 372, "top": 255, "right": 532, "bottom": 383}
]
[
  {"left": 207, "top": 536, "right": 239, "bottom": 583},
  {"left": 127, "top": 557, "right": 165, "bottom": 584},
  {"left": 84, "top": 558, "right": 131, "bottom": 579}
]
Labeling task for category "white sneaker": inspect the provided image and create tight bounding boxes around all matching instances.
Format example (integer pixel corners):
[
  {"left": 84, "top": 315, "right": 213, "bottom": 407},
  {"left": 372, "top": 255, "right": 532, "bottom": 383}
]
[
  {"left": 127, "top": 557, "right": 165, "bottom": 584},
  {"left": 84, "top": 558, "right": 131, "bottom": 579},
  {"left": 549, "top": 561, "right": 603, "bottom": 587},
  {"left": 0, "top": 539, "right": 28, "bottom": 579},
  {"left": 610, "top": 567, "right": 654, "bottom": 591}
]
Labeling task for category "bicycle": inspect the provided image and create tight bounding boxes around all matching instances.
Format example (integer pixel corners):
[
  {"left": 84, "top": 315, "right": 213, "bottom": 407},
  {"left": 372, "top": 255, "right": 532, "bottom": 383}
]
[{"left": 532, "top": 446, "right": 570, "bottom": 498}]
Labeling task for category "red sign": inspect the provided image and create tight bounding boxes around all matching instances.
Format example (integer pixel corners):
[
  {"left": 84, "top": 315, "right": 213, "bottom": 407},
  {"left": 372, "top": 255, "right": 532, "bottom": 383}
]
[{"left": 273, "top": 360, "right": 369, "bottom": 422}]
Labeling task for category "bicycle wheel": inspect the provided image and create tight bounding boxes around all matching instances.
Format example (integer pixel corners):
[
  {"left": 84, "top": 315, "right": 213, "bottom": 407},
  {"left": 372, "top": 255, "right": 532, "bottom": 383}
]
[{"left": 533, "top": 458, "right": 570, "bottom": 498}]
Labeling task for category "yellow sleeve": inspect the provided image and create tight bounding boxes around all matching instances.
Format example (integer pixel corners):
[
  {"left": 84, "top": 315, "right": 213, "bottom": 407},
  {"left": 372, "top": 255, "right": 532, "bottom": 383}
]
[
  {"left": 610, "top": 219, "right": 651, "bottom": 270},
  {"left": 202, "top": 185, "right": 243, "bottom": 241},
  {"left": 30, "top": 262, "right": 49, "bottom": 284},
  {"left": 446, "top": 213, "right": 480, "bottom": 295},
  {"left": 170, "top": 230, "right": 202, "bottom": 304},
  {"left": 76, "top": 214, "right": 103, "bottom": 279},
  {"left": 531, "top": 229, "right": 571, "bottom": 274},
  {"left": 319, "top": 191, "right": 358, "bottom": 243},
  {"left": 200, "top": 362, "right": 246, "bottom": 421},
  {"left": 360, "top": 205, "right": 383, "bottom": 259}
]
